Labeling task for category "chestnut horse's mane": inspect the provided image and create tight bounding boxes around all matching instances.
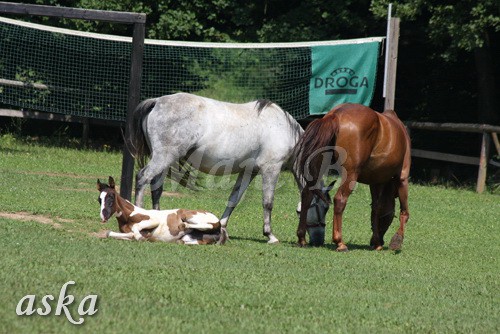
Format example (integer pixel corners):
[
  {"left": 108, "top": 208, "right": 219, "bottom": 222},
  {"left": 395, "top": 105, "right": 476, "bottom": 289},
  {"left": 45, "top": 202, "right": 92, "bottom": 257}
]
[{"left": 295, "top": 113, "right": 339, "bottom": 184}]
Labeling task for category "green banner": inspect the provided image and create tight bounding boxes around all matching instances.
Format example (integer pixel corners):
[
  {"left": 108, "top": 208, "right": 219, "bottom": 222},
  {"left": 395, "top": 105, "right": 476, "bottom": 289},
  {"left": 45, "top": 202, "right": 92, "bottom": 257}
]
[{"left": 309, "top": 42, "right": 380, "bottom": 115}]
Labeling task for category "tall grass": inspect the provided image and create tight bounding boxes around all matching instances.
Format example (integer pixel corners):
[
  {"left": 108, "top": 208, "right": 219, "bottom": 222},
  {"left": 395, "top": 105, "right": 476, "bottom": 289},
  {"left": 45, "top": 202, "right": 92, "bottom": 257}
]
[{"left": 0, "top": 135, "right": 498, "bottom": 333}]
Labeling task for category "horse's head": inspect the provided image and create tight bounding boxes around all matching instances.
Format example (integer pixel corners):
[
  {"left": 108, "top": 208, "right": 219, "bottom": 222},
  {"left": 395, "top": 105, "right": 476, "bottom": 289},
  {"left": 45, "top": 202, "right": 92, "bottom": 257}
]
[
  {"left": 296, "top": 180, "right": 335, "bottom": 246},
  {"left": 97, "top": 176, "right": 117, "bottom": 224}
]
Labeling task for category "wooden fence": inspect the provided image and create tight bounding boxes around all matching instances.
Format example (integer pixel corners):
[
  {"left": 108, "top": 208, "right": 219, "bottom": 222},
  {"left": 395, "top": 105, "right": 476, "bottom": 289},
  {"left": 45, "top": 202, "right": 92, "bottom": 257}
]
[
  {"left": 0, "top": 1, "right": 145, "bottom": 200},
  {"left": 405, "top": 121, "right": 500, "bottom": 193}
]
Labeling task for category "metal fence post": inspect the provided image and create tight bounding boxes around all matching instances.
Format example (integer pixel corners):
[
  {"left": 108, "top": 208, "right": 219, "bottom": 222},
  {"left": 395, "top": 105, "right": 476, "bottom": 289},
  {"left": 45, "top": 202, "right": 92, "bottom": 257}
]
[{"left": 120, "top": 21, "right": 145, "bottom": 201}]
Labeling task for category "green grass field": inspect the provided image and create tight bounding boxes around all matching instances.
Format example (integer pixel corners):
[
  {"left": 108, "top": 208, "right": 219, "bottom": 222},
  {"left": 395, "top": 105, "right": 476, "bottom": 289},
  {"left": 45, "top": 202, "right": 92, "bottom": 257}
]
[{"left": 0, "top": 134, "right": 499, "bottom": 333}]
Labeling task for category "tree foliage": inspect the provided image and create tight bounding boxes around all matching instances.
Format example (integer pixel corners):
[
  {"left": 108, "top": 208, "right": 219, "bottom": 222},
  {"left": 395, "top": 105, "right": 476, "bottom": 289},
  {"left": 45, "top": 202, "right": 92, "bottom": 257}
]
[
  {"left": 371, "top": 0, "right": 500, "bottom": 60},
  {"left": 4, "top": 0, "right": 499, "bottom": 124}
]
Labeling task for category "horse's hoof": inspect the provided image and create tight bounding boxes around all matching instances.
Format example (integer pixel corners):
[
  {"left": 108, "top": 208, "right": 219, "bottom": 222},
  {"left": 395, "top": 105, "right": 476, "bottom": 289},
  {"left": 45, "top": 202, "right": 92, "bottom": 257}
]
[
  {"left": 134, "top": 234, "right": 145, "bottom": 241},
  {"left": 336, "top": 245, "right": 349, "bottom": 252},
  {"left": 373, "top": 245, "right": 384, "bottom": 251},
  {"left": 267, "top": 235, "right": 279, "bottom": 244},
  {"left": 389, "top": 233, "right": 403, "bottom": 250},
  {"left": 216, "top": 229, "right": 228, "bottom": 245}
]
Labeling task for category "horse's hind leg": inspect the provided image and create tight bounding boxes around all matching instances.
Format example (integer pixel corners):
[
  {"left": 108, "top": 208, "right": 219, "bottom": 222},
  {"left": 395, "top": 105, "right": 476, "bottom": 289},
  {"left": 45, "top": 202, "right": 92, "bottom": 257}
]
[
  {"left": 151, "top": 172, "right": 164, "bottom": 210},
  {"left": 370, "top": 183, "right": 396, "bottom": 250},
  {"left": 389, "top": 177, "right": 410, "bottom": 250},
  {"left": 369, "top": 184, "right": 384, "bottom": 250},
  {"left": 135, "top": 154, "right": 176, "bottom": 208},
  {"left": 218, "top": 171, "right": 257, "bottom": 245}
]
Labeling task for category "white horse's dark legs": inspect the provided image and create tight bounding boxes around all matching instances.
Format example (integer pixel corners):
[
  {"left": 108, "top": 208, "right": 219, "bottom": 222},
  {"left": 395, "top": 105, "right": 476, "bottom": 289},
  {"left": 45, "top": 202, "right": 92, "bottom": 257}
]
[
  {"left": 261, "top": 164, "right": 281, "bottom": 244},
  {"left": 151, "top": 172, "right": 164, "bottom": 210},
  {"left": 218, "top": 171, "right": 257, "bottom": 244},
  {"left": 135, "top": 154, "right": 176, "bottom": 208}
]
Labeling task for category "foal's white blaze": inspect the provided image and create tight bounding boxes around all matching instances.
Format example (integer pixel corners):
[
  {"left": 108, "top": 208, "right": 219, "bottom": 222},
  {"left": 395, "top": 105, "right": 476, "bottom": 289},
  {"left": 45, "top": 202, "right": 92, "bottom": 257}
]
[{"left": 99, "top": 192, "right": 107, "bottom": 222}]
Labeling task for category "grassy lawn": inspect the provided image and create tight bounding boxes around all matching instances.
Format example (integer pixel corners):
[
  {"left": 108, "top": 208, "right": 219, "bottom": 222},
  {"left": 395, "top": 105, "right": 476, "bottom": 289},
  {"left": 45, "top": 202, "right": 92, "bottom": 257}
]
[{"left": 0, "top": 134, "right": 499, "bottom": 333}]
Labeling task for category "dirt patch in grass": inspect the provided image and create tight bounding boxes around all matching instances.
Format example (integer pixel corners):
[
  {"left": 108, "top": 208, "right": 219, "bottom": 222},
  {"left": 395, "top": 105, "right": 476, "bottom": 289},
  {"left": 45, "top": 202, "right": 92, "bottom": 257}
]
[
  {"left": 0, "top": 211, "right": 74, "bottom": 228},
  {"left": 14, "top": 170, "right": 101, "bottom": 179}
]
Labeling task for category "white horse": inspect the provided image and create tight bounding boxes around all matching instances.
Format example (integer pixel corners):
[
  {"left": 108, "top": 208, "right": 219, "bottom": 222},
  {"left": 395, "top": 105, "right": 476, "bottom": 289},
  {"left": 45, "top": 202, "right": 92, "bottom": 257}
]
[{"left": 127, "top": 92, "right": 330, "bottom": 244}]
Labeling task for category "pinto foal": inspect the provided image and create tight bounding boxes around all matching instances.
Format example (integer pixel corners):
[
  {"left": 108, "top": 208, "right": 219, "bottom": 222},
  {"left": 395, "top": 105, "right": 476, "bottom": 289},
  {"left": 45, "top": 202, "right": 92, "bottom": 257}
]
[{"left": 97, "top": 177, "right": 221, "bottom": 245}]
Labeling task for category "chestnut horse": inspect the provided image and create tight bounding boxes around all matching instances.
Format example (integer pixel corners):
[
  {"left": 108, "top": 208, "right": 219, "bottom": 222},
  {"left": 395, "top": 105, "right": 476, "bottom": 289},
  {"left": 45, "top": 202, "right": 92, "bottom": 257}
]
[{"left": 295, "top": 103, "right": 411, "bottom": 251}]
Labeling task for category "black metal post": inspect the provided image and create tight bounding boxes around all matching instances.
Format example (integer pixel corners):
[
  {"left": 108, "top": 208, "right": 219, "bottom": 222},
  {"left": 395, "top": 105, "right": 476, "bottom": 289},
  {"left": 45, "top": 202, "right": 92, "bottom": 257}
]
[{"left": 120, "top": 21, "right": 145, "bottom": 201}]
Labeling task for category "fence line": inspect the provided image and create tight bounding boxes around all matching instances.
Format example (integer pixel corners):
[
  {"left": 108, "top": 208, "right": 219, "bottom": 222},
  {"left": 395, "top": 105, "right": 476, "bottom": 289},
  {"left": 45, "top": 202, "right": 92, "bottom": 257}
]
[{"left": 405, "top": 121, "right": 500, "bottom": 193}]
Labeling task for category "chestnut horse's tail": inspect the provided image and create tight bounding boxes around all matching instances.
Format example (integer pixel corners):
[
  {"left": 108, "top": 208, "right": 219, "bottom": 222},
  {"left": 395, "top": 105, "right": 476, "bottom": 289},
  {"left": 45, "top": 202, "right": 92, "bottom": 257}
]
[
  {"left": 295, "top": 114, "right": 339, "bottom": 184},
  {"left": 126, "top": 98, "right": 158, "bottom": 169}
]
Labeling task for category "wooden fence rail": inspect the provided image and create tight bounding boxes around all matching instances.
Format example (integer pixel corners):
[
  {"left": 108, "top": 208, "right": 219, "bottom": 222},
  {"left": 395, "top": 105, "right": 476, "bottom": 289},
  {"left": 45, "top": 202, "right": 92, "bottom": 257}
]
[{"left": 405, "top": 121, "right": 500, "bottom": 193}]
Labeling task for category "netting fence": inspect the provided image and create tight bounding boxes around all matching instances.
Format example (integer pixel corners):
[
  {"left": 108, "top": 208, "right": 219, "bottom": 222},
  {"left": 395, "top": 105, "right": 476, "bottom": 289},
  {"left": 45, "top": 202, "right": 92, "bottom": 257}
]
[{"left": 0, "top": 16, "right": 383, "bottom": 121}]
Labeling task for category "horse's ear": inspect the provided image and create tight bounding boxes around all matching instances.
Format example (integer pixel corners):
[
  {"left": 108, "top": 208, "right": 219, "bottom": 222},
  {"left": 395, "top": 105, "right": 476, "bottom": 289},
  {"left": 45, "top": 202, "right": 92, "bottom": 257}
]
[
  {"left": 108, "top": 176, "right": 115, "bottom": 189},
  {"left": 313, "top": 189, "right": 331, "bottom": 204},
  {"left": 97, "top": 179, "right": 103, "bottom": 191}
]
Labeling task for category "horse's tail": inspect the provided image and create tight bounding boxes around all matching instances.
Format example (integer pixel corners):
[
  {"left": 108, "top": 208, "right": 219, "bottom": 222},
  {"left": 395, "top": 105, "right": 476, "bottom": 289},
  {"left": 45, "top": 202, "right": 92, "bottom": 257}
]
[
  {"left": 295, "top": 114, "right": 339, "bottom": 185},
  {"left": 126, "top": 98, "right": 158, "bottom": 169}
]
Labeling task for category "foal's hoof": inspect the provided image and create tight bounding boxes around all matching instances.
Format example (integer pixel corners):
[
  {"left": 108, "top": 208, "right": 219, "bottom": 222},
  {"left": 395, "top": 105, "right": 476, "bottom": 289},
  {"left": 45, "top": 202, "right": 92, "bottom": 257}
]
[
  {"left": 93, "top": 230, "right": 110, "bottom": 238},
  {"left": 134, "top": 233, "right": 146, "bottom": 241},
  {"left": 389, "top": 233, "right": 404, "bottom": 250}
]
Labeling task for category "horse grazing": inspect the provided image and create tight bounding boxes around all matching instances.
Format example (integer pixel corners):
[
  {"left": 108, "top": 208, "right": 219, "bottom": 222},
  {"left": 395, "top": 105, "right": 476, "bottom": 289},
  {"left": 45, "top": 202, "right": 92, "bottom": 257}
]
[
  {"left": 296, "top": 180, "right": 335, "bottom": 246},
  {"left": 127, "top": 92, "right": 324, "bottom": 244},
  {"left": 97, "top": 176, "right": 221, "bottom": 245},
  {"left": 295, "top": 103, "right": 411, "bottom": 251}
]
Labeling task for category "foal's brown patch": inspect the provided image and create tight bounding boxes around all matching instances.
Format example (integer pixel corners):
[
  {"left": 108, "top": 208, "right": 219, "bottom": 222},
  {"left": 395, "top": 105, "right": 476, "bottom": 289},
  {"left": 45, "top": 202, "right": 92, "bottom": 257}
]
[
  {"left": 177, "top": 209, "right": 207, "bottom": 220},
  {"left": 129, "top": 213, "right": 151, "bottom": 224},
  {"left": 166, "top": 213, "right": 183, "bottom": 236}
]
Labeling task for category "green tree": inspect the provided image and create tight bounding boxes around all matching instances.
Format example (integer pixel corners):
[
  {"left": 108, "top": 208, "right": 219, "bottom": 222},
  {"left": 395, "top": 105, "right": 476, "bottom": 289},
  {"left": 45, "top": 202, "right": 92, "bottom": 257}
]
[
  {"left": 371, "top": 0, "right": 499, "bottom": 123},
  {"left": 256, "top": 0, "right": 382, "bottom": 42}
]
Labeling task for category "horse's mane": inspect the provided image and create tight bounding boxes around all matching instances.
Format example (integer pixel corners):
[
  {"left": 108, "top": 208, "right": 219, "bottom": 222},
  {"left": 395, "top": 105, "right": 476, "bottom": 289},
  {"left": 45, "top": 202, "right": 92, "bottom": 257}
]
[
  {"left": 255, "top": 99, "right": 274, "bottom": 114},
  {"left": 294, "top": 114, "right": 339, "bottom": 185}
]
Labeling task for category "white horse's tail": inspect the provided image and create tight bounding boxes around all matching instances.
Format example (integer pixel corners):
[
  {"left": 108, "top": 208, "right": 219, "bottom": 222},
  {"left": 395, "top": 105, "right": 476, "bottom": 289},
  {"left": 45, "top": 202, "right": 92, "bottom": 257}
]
[{"left": 126, "top": 98, "right": 158, "bottom": 168}]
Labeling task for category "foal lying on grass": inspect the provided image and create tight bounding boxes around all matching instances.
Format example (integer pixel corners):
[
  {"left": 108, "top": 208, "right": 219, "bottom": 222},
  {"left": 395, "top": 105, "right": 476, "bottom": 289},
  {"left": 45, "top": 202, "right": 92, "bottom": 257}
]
[{"left": 97, "top": 177, "right": 221, "bottom": 245}]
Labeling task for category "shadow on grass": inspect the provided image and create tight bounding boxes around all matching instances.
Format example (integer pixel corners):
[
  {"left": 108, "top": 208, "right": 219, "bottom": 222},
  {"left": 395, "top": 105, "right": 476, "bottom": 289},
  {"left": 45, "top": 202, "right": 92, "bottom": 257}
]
[
  {"left": 228, "top": 236, "right": 394, "bottom": 253},
  {"left": 228, "top": 236, "right": 270, "bottom": 244}
]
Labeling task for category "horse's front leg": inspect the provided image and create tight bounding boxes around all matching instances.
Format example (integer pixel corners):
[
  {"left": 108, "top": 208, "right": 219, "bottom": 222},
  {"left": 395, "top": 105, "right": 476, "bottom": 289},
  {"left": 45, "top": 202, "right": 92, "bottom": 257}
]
[
  {"left": 107, "top": 231, "right": 134, "bottom": 240},
  {"left": 131, "top": 220, "right": 159, "bottom": 241},
  {"left": 261, "top": 164, "right": 282, "bottom": 244},
  {"left": 297, "top": 188, "right": 313, "bottom": 247},
  {"left": 332, "top": 175, "right": 356, "bottom": 252}
]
